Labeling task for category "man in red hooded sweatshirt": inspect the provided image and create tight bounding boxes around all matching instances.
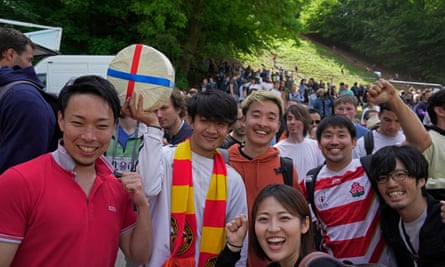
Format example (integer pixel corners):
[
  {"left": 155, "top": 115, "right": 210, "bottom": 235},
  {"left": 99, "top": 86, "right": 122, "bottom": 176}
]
[{"left": 228, "top": 90, "right": 301, "bottom": 267}]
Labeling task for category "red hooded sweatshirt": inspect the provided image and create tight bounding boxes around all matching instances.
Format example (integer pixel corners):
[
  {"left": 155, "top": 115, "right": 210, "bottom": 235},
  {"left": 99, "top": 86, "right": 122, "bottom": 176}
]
[{"left": 228, "top": 144, "right": 302, "bottom": 267}]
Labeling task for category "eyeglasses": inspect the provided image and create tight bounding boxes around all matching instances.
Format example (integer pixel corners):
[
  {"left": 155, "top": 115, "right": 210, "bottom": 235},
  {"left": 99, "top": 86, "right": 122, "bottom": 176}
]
[
  {"left": 311, "top": 120, "right": 320, "bottom": 124},
  {"left": 376, "top": 169, "right": 409, "bottom": 184}
]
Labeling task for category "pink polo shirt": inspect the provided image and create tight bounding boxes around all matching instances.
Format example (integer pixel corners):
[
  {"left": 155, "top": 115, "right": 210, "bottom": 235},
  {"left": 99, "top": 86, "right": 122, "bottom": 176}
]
[{"left": 0, "top": 151, "right": 136, "bottom": 267}]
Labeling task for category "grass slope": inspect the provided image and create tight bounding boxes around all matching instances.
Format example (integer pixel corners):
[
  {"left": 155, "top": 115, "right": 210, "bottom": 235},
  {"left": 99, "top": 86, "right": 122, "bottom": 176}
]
[{"left": 240, "top": 38, "right": 379, "bottom": 87}]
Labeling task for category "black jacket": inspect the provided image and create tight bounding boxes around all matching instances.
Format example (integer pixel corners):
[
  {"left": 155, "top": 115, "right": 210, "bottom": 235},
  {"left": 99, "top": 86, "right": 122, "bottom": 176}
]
[{"left": 380, "top": 194, "right": 445, "bottom": 267}]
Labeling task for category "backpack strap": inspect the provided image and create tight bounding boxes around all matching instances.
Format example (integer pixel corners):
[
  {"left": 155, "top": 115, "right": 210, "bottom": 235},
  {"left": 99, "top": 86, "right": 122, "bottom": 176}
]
[
  {"left": 305, "top": 165, "right": 323, "bottom": 217},
  {"left": 364, "top": 130, "right": 374, "bottom": 155},
  {"left": 279, "top": 156, "right": 294, "bottom": 186},
  {"left": 305, "top": 164, "right": 325, "bottom": 251},
  {"left": 360, "top": 154, "right": 372, "bottom": 177},
  {"left": 218, "top": 150, "right": 294, "bottom": 187},
  {"left": 0, "top": 80, "right": 39, "bottom": 100},
  {"left": 0, "top": 81, "right": 42, "bottom": 138},
  {"left": 219, "top": 149, "right": 295, "bottom": 187}
]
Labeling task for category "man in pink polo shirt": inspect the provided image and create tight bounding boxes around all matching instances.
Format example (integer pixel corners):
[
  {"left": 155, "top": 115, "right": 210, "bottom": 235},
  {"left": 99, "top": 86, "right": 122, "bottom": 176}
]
[{"left": 0, "top": 75, "right": 153, "bottom": 267}]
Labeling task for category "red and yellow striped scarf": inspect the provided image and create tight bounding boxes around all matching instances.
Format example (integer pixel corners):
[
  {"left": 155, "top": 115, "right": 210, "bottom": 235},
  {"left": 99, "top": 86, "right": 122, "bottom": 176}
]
[{"left": 163, "top": 139, "right": 227, "bottom": 267}]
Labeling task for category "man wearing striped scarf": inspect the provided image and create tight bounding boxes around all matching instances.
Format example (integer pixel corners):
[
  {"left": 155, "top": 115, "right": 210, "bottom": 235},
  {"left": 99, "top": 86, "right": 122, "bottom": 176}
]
[{"left": 124, "top": 89, "right": 248, "bottom": 267}]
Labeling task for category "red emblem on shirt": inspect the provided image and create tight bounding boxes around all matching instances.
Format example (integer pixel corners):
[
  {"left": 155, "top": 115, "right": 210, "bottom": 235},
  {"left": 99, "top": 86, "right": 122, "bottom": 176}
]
[{"left": 350, "top": 182, "right": 365, "bottom": 197}]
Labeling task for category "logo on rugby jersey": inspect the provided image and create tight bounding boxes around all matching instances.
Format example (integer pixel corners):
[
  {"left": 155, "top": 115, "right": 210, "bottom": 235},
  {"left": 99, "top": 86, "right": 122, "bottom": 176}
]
[
  {"left": 317, "top": 192, "right": 328, "bottom": 208},
  {"left": 350, "top": 182, "right": 365, "bottom": 197}
]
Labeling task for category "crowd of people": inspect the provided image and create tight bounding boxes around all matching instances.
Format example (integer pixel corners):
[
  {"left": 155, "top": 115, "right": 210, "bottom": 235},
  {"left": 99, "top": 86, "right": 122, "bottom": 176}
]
[{"left": 1, "top": 26, "right": 445, "bottom": 267}]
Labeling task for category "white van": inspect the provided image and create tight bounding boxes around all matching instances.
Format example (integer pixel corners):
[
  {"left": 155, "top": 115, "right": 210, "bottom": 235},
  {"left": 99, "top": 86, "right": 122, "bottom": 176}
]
[{"left": 34, "top": 55, "right": 114, "bottom": 95}]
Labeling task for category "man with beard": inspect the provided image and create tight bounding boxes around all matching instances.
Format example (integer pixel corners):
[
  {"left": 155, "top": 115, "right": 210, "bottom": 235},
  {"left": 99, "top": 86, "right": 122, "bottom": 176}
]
[{"left": 155, "top": 88, "right": 192, "bottom": 145}]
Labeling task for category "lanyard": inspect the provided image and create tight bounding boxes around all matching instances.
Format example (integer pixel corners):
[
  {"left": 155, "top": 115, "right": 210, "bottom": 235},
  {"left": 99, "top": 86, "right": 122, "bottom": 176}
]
[
  {"left": 111, "top": 121, "right": 140, "bottom": 172},
  {"left": 400, "top": 219, "right": 420, "bottom": 263}
]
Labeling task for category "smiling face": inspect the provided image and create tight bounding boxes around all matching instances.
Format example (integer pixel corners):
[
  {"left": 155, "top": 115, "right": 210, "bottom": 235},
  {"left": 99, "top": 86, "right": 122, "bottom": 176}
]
[
  {"left": 377, "top": 159, "right": 425, "bottom": 212},
  {"left": 318, "top": 125, "right": 356, "bottom": 171},
  {"left": 244, "top": 100, "right": 281, "bottom": 148},
  {"left": 255, "top": 196, "right": 310, "bottom": 267},
  {"left": 286, "top": 112, "right": 304, "bottom": 137},
  {"left": 190, "top": 115, "right": 231, "bottom": 158},
  {"left": 58, "top": 94, "right": 115, "bottom": 169}
]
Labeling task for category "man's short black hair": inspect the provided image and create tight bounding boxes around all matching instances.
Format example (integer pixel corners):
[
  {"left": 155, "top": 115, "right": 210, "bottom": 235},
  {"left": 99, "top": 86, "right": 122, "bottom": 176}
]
[
  {"left": 58, "top": 75, "right": 121, "bottom": 122},
  {"left": 427, "top": 89, "right": 445, "bottom": 125},
  {"left": 0, "top": 27, "right": 34, "bottom": 58},
  {"left": 187, "top": 89, "right": 237, "bottom": 125},
  {"left": 316, "top": 115, "right": 356, "bottom": 141}
]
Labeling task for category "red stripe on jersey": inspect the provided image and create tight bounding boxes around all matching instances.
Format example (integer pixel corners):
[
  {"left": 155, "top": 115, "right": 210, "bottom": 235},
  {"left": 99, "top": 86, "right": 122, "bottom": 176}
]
[
  {"left": 324, "top": 208, "right": 382, "bottom": 258},
  {"left": 320, "top": 189, "right": 377, "bottom": 226},
  {"left": 316, "top": 166, "right": 365, "bottom": 189}
]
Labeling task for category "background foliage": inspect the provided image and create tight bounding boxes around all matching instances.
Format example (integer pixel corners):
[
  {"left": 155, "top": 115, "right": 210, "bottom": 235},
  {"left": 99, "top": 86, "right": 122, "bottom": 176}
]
[
  {"left": 1, "top": 0, "right": 444, "bottom": 87},
  {"left": 1, "top": 0, "right": 305, "bottom": 88},
  {"left": 302, "top": 0, "right": 445, "bottom": 83}
]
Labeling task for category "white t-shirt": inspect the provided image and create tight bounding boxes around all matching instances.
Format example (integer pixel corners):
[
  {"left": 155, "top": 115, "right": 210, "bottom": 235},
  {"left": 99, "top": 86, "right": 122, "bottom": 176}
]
[
  {"left": 398, "top": 208, "right": 427, "bottom": 267},
  {"left": 274, "top": 138, "right": 325, "bottom": 183},
  {"left": 353, "top": 129, "right": 405, "bottom": 158},
  {"left": 138, "top": 127, "right": 248, "bottom": 267}
]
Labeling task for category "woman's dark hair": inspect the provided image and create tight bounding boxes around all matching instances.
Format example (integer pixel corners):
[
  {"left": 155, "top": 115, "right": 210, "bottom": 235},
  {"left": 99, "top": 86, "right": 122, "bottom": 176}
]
[
  {"left": 58, "top": 75, "right": 121, "bottom": 123},
  {"left": 250, "top": 184, "right": 315, "bottom": 261}
]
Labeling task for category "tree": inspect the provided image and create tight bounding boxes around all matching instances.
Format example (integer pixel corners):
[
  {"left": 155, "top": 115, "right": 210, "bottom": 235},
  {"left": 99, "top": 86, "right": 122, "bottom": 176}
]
[
  {"left": 129, "top": 0, "right": 306, "bottom": 87},
  {"left": 302, "top": 0, "right": 445, "bottom": 83},
  {"left": 1, "top": 0, "right": 306, "bottom": 88}
]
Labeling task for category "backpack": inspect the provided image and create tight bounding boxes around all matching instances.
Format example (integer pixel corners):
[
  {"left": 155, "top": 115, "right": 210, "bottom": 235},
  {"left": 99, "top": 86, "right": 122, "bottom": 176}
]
[
  {"left": 0, "top": 80, "right": 62, "bottom": 151},
  {"left": 219, "top": 148, "right": 294, "bottom": 186},
  {"left": 305, "top": 155, "right": 372, "bottom": 221},
  {"left": 363, "top": 130, "right": 374, "bottom": 155}
]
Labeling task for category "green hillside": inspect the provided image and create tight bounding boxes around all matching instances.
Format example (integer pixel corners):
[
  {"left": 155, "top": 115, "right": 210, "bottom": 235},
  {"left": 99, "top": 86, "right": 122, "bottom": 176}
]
[{"left": 240, "top": 38, "right": 379, "bottom": 87}]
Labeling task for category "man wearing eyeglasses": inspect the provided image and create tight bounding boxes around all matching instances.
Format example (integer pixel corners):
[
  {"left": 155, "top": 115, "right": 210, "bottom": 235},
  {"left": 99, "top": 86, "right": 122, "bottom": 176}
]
[
  {"left": 369, "top": 145, "right": 445, "bottom": 267},
  {"left": 367, "top": 79, "right": 445, "bottom": 200},
  {"left": 308, "top": 108, "right": 321, "bottom": 140}
]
